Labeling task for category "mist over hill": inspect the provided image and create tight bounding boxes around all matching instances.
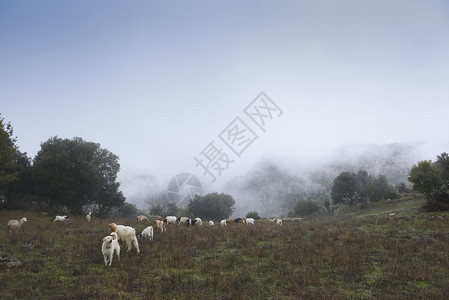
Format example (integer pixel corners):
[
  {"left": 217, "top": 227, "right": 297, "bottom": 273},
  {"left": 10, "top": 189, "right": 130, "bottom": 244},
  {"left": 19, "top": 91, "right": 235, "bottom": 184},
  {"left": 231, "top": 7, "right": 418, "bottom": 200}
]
[{"left": 222, "top": 143, "right": 422, "bottom": 217}]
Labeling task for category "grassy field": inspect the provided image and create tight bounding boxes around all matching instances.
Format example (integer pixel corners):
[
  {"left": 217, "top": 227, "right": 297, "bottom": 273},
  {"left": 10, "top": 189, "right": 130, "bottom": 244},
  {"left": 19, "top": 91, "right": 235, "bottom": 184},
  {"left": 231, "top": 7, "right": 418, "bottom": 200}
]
[{"left": 1, "top": 195, "right": 449, "bottom": 299}]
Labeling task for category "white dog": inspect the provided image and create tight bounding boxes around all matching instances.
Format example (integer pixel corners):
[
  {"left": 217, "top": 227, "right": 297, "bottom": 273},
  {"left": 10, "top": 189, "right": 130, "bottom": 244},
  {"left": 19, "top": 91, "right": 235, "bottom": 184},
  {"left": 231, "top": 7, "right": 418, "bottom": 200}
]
[
  {"left": 139, "top": 226, "right": 154, "bottom": 240},
  {"left": 102, "top": 232, "right": 120, "bottom": 266}
]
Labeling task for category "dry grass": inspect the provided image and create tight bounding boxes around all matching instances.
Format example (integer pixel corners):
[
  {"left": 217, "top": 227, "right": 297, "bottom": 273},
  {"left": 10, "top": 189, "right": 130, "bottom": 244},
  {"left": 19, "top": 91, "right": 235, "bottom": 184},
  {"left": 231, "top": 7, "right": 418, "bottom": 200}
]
[{"left": 1, "top": 198, "right": 449, "bottom": 299}]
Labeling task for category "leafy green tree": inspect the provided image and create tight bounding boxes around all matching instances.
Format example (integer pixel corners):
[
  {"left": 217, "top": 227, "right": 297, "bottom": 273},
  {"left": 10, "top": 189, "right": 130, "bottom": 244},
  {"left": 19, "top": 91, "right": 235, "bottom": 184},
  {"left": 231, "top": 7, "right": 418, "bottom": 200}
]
[
  {"left": 355, "top": 170, "right": 373, "bottom": 200},
  {"left": 187, "top": 193, "right": 235, "bottom": 221},
  {"left": 435, "top": 152, "right": 449, "bottom": 188},
  {"left": 395, "top": 182, "right": 410, "bottom": 194},
  {"left": 332, "top": 170, "right": 397, "bottom": 207},
  {"left": 246, "top": 210, "right": 260, "bottom": 220},
  {"left": 0, "top": 115, "right": 19, "bottom": 196},
  {"left": 3, "top": 150, "right": 34, "bottom": 209},
  {"left": 292, "top": 199, "right": 321, "bottom": 217},
  {"left": 32, "top": 137, "right": 125, "bottom": 214},
  {"left": 408, "top": 160, "right": 442, "bottom": 203},
  {"left": 371, "top": 175, "right": 389, "bottom": 201},
  {"left": 331, "top": 171, "right": 357, "bottom": 205},
  {"left": 112, "top": 202, "right": 138, "bottom": 218}
]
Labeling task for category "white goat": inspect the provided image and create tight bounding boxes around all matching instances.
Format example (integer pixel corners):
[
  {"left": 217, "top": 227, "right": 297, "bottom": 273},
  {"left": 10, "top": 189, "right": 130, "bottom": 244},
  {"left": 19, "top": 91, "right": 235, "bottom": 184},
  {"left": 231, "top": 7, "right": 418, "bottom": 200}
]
[
  {"left": 164, "top": 216, "right": 178, "bottom": 225},
  {"left": 86, "top": 211, "right": 92, "bottom": 222},
  {"left": 7, "top": 217, "right": 27, "bottom": 234},
  {"left": 108, "top": 223, "right": 140, "bottom": 253},
  {"left": 139, "top": 226, "right": 154, "bottom": 240},
  {"left": 209, "top": 220, "right": 214, "bottom": 226},
  {"left": 272, "top": 218, "right": 283, "bottom": 226},
  {"left": 245, "top": 218, "right": 255, "bottom": 225},
  {"left": 220, "top": 219, "right": 227, "bottom": 226},
  {"left": 53, "top": 215, "right": 69, "bottom": 222}
]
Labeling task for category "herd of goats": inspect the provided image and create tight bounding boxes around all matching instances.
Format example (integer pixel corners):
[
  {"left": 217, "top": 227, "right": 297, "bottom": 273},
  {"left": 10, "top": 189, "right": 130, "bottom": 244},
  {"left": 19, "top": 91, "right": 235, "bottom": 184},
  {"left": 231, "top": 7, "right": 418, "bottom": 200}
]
[{"left": 6, "top": 213, "right": 284, "bottom": 266}]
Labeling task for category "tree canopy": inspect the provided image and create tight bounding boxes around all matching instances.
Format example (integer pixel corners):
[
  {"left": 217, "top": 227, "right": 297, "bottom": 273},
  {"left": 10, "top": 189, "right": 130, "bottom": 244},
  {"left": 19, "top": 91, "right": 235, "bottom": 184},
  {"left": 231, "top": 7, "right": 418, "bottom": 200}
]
[
  {"left": 331, "top": 171, "right": 358, "bottom": 205},
  {"left": 408, "top": 160, "right": 441, "bottom": 202},
  {"left": 331, "top": 170, "right": 397, "bottom": 206},
  {"left": 292, "top": 199, "right": 321, "bottom": 217},
  {"left": 408, "top": 157, "right": 449, "bottom": 210},
  {"left": 32, "top": 137, "right": 125, "bottom": 214},
  {"left": 435, "top": 152, "right": 449, "bottom": 188},
  {"left": 187, "top": 193, "right": 235, "bottom": 220},
  {"left": 0, "top": 115, "right": 19, "bottom": 190}
]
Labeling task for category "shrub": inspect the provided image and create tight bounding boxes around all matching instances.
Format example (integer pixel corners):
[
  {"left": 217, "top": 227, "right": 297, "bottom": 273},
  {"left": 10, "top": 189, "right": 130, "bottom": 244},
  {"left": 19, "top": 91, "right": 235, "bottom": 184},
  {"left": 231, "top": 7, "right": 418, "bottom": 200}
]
[
  {"left": 246, "top": 211, "right": 260, "bottom": 220},
  {"left": 292, "top": 199, "right": 320, "bottom": 217}
]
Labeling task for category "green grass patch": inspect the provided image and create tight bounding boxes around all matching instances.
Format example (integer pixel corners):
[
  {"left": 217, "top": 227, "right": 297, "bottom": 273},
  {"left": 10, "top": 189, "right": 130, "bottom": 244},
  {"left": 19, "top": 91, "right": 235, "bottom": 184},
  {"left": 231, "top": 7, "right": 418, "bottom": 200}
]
[{"left": 2, "top": 195, "right": 449, "bottom": 298}]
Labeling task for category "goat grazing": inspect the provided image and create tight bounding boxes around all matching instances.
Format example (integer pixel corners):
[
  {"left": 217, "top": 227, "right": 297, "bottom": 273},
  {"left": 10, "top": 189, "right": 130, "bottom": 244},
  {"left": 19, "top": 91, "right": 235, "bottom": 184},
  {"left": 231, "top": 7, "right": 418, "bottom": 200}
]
[
  {"left": 272, "top": 218, "right": 283, "bottom": 226},
  {"left": 245, "top": 218, "right": 255, "bottom": 225},
  {"left": 7, "top": 217, "right": 27, "bottom": 234},
  {"left": 177, "top": 217, "right": 189, "bottom": 225},
  {"left": 108, "top": 223, "right": 140, "bottom": 253},
  {"left": 139, "top": 226, "right": 154, "bottom": 240},
  {"left": 151, "top": 215, "right": 163, "bottom": 223},
  {"left": 137, "top": 215, "right": 150, "bottom": 223},
  {"left": 53, "top": 215, "right": 69, "bottom": 222},
  {"left": 153, "top": 219, "right": 167, "bottom": 232},
  {"left": 188, "top": 217, "right": 202, "bottom": 226},
  {"left": 209, "top": 220, "right": 214, "bottom": 226},
  {"left": 164, "top": 216, "right": 178, "bottom": 225},
  {"left": 86, "top": 211, "right": 92, "bottom": 222}
]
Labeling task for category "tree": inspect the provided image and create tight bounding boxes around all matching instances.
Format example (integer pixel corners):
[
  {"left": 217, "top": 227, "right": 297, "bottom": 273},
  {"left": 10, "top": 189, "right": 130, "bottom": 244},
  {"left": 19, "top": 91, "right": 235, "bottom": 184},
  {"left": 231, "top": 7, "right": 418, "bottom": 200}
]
[
  {"left": 395, "top": 182, "right": 410, "bottom": 194},
  {"left": 292, "top": 199, "right": 321, "bottom": 217},
  {"left": 187, "top": 193, "right": 235, "bottom": 220},
  {"left": 408, "top": 160, "right": 442, "bottom": 203},
  {"left": 111, "top": 203, "right": 138, "bottom": 218},
  {"left": 435, "top": 152, "right": 449, "bottom": 188},
  {"left": 246, "top": 211, "right": 260, "bottom": 220},
  {"left": 3, "top": 150, "right": 34, "bottom": 209},
  {"left": 409, "top": 155, "right": 449, "bottom": 211},
  {"left": 0, "top": 115, "right": 19, "bottom": 197},
  {"left": 331, "top": 170, "right": 397, "bottom": 207},
  {"left": 32, "top": 137, "right": 125, "bottom": 214},
  {"left": 355, "top": 170, "right": 373, "bottom": 200},
  {"left": 371, "top": 175, "right": 390, "bottom": 201},
  {"left": 331, "top": 171, "right": 357, "bottom": 205},
  {"left": 146, "top": 192, "right": 177, "bottom": 216}
]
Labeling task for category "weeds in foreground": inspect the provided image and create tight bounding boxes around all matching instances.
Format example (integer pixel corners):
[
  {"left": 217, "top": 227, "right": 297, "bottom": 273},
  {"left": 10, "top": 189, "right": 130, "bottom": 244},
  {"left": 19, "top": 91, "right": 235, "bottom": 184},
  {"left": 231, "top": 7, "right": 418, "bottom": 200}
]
[{"left": 1, "top": 206, "right": 449, "bottom": 299}]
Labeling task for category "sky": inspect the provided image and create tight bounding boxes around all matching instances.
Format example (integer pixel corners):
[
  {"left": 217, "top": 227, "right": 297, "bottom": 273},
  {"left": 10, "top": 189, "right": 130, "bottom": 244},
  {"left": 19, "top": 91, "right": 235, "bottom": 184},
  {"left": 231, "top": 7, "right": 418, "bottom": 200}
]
[{"left": 1, "top": 1, "right": 449, "bottom": 209}]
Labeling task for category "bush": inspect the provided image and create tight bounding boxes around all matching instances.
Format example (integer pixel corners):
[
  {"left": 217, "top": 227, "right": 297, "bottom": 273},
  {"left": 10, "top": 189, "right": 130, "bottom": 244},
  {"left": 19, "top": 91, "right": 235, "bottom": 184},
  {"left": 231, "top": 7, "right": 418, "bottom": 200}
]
[
  {"left": 187, "top": 193, "right": 235, "bottom": 220},
  {"left": 292, "top": 199, "right": 320, "bottom": 217},
  {"left": 111, "top": 202, "right": 137, "bottom": 218},
  {"left": 246, "top": 211, "right": 260, "bottom": 220}
]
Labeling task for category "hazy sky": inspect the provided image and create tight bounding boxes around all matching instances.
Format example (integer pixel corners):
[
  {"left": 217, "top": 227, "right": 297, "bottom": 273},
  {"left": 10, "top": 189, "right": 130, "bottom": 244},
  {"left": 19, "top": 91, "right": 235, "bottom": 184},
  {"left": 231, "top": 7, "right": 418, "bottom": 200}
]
[{"left": 1, "top": 1, "right": 448, "bottom": 208}]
